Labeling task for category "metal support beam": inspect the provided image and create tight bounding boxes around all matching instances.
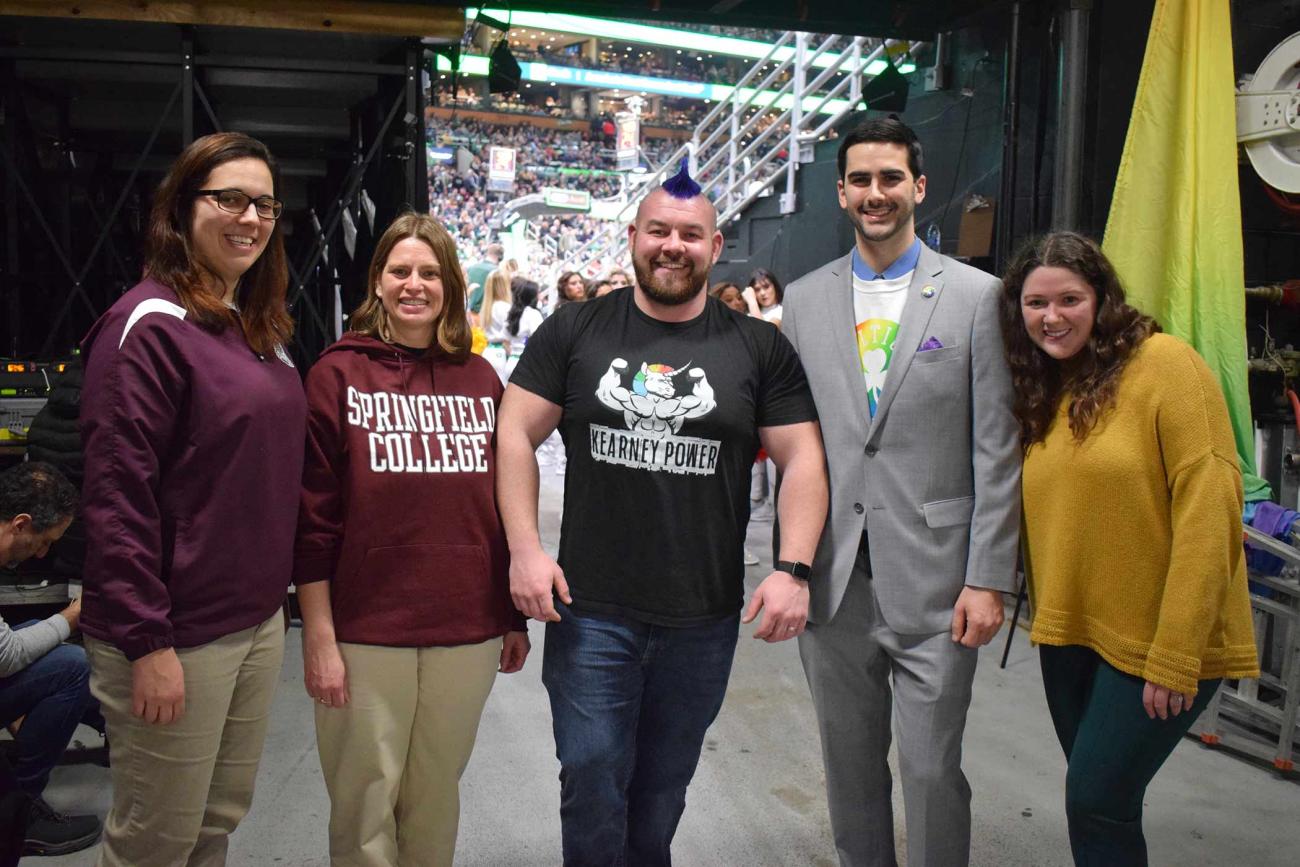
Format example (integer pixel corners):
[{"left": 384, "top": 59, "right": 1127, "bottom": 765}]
[
  {"left": 997, "top": 2, "right": 1022, "bottom": 271},
  {"left": 290, "top": 84, "right": 405, "bottom": 314},
  {"left": 1051, "top": 0, "right": 1090, "bottom": 231},
  {"left": 181, "top": 28, "right": 194, "bottom": 146},
  {"left": 39, "top": 78, "right": 182, "bottom": 355},
  {"left": 2, "top": 62, "right": 18, "bottom": 356},
  {"left": 405, "top": 40, "right": 427, "bottom": 212},
  {"left": 193, "top": 77, "right": 223, "bottom": 132}
]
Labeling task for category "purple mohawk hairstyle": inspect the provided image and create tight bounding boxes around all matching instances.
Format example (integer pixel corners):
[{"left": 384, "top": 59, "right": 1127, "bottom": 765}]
[{"left": 661, "top": 157, "right": 702, "bottom": 199}]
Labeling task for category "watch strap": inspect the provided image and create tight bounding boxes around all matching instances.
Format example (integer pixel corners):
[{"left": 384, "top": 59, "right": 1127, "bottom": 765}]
[{"left": 775, "top": 559, "right": 811, "bottom": 580}]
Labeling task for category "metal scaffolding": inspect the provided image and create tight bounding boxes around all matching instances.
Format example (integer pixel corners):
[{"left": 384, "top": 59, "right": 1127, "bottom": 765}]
[{"left": 0, "top": 17, "right": 429, "bottom": 364}]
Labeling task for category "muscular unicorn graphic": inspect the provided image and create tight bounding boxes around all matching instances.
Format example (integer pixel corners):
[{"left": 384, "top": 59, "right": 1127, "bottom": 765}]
[{"left": 596, "top": 358, "right": 716, "bottom": 437}]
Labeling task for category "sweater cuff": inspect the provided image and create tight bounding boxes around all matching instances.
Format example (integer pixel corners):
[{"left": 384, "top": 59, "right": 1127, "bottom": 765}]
[
  {"left": 292, "top": 553, "right": 336, "bottom": 586},
  {"left": 120, "top": 632, "right": 175, "bottom": 663},
  {"left": 47, "top": 613, "right": 72, "bottom": 643},
  {"left": 1140, "top": 643, "right": 1204, "bottom": 697}
]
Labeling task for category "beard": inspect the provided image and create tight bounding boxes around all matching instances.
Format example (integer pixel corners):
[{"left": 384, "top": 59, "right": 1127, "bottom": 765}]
[{"left": 632, "top": 256, "right": 710, "bottom": 306}]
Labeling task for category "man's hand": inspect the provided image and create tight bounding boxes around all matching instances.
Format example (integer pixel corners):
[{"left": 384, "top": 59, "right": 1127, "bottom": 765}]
[
  {"left": 59, "top": 596, "right": 82, "bottom": 633},
  {"left": 499, "top": 630, "right": 531, "bottom": 673},
  {"left": 303, "top": 631, "right": 349, "bottom": 708},
  {"left": 1143, "top": 681, "right": 1195, "bottom": 720},
  {"left": 131, "top": 647, "right": 186, "bottom": 725},
  {"left": 742, "top": 572, "right": 809, "bottom": 642},
  {"left": 510, "top": 545, "right": 571, "bottom": 622},
  {"left": 950, "top": 586, "right": 1005, "bottom": 648}
]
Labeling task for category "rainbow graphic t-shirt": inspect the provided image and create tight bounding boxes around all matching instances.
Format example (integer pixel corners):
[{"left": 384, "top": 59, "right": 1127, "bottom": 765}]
[{"left": 853, "top": 273, "right": 910, "bottom": 418}]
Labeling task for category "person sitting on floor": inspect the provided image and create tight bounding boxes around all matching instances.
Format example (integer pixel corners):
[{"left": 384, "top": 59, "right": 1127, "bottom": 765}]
[{"left": 0, "top": 461, "right": 103, "bottom": 857}]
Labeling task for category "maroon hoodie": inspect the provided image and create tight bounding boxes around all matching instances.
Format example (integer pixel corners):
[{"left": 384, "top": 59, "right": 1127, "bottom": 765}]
[
  {"left": 294, "top": 333, "right": 522, "bottom": 646},
  {"left": 79, "top": 279, "right": 307, "bottom": 660}
]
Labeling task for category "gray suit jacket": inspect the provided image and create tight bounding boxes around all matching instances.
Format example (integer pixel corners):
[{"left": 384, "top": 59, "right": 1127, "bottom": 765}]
[{"left": 781, "top": 246, "right": 1021, "bottom": 634}]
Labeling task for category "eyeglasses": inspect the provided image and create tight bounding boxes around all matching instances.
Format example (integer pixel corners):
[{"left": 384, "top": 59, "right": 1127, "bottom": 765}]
[{"left": 195, "top": 189, "right": 283, "bottom": 221}]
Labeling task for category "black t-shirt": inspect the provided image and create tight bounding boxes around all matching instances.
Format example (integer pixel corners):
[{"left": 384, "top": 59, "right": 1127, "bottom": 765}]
[{"left": 509, "top": 287, "right": 817, "bottom": 626}]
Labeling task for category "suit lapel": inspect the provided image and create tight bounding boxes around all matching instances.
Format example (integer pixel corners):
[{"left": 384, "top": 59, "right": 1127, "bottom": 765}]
[
  {"left": 866, "top": 246, "right": 945, "bottom": 442},
  {"left": 825, "top": 255, "right": 872, "bottom": 442}
]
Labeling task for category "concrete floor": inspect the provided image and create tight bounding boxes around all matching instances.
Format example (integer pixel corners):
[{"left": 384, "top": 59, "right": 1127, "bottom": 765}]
[{"left": 29, "top": 469, "right": 1300, "bottom": 865}]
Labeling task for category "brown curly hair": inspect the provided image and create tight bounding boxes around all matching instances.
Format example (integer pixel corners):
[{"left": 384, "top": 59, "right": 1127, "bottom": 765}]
[{"left": 1000, "top": 231, "right": 1160, "bottom": 447}]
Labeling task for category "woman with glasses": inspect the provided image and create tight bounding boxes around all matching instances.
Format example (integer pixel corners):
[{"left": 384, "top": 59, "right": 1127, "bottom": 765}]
[
  {"left": 295, "top": 213, "right": 528, "bottom": 865},
  {"left": 79, "top": 132, "right": 305, "bottom": 866}
]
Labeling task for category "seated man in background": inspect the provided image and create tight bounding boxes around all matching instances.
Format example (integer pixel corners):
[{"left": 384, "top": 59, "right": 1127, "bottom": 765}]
[{"left": 0, "top": 461, "right": 102, "bottom": 857}]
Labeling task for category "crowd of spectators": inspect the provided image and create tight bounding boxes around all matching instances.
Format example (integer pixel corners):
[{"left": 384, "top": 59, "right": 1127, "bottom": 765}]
[{"left": 427, "top": 117, "right": 682, "bottom": 267}]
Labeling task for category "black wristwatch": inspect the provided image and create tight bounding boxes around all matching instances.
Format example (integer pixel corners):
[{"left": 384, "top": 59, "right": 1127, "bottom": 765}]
[{"left": 775, "top": 560, "right": 812, "bottom": 581}]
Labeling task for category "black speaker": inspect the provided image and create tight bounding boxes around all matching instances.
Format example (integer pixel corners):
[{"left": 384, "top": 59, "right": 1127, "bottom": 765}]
[
  {"left": 861, "top": 61, "right": 909, "bottom": 113},
  {"left": 488, "top": 40, "right": 522, "bottom": 94}
]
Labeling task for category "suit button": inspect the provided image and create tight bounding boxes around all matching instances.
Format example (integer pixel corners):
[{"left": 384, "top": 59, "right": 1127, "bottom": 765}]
[
  {"left": 865, "top": 445, "right": 878, "bottom": 457},
  {"left": 853, "top": 503, "right": 865, "bottom": 514}
]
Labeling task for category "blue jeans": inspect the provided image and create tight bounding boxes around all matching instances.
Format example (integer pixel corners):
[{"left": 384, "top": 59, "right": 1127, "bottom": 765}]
[
  {"left": 0, "top": 622, "right": 103, "bottom": 796},
  {"left": 542, "top": 601, "right": 740, "bottom": 867}
]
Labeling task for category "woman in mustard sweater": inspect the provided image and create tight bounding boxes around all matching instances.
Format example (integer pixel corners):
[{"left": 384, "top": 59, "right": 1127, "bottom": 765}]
[{"left": 1000, "top": 231, "right": 1258, "bottom": 866}]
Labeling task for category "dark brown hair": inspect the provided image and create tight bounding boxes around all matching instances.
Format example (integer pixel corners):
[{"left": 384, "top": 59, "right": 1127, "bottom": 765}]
[
  {"left": 350, "top": 212, "right": 471, "bottom": 357},
  {"left": 1000, "top": 231, "right": 1160, "bottom": 446},
  {"left": 144, "top": 132, "right": 292, "bottom": 356}
]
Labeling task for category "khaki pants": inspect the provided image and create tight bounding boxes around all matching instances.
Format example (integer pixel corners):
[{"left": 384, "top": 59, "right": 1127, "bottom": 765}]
[
  {"left": 86, "top": 611, "right": 285, "bottom": 867},
  {"left": 315, "top": 638, "right": 501, "bottom": 867}
]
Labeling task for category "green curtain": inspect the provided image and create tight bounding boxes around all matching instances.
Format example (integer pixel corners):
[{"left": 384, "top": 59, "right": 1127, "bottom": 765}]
[{"left": 1102, "top": 0, "right": 1269, "bottom": 501}]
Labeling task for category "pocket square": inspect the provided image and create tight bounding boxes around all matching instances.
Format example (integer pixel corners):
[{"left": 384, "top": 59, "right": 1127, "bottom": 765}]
[{"left": 918, "top": 336, "right": 944, "bottom": 352}]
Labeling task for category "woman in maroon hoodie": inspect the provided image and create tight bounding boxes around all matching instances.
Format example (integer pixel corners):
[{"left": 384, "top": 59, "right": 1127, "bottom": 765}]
[
  {"left": 79, "top": 133, "right": 305, "bottom": 865},
  {"left": 295, "top": 212, "right": 529, "bottom": 865}
]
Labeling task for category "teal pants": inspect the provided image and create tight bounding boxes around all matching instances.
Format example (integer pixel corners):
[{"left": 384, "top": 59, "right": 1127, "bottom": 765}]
[{"left": 1039, "top": 644, "right": 1220, "bottom": 867}]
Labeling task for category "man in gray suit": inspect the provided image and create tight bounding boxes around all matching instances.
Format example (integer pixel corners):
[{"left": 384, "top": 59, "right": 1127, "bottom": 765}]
[{"left": 780, "top": 117, "right": 1020, "bottom": 867}]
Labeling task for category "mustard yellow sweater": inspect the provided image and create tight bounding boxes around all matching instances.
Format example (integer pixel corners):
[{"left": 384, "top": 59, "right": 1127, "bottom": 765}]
[{"left": 1022, "top": 333, "right": 1259, "bottom": 696}]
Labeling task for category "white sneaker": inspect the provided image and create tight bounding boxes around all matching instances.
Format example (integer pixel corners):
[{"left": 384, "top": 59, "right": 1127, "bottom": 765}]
[{"left": 743, "top": 548, "right": 760, "bottom": 566}]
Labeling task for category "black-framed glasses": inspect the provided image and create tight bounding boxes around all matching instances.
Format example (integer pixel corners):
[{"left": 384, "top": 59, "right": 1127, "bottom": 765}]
[{"left": 195, "top": 188, "right": 283, "bottom": 221}]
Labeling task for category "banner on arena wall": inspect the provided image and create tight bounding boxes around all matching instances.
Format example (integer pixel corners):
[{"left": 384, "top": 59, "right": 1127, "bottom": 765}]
[
  {"left": 543, "top": 188, "right": 592, "bottom": 211},
  {"left": 615, "top": 112, "right": 640, "bottom": 171},
  {"left": 487, "top": 146, "right": 516, "bottom": 193}
]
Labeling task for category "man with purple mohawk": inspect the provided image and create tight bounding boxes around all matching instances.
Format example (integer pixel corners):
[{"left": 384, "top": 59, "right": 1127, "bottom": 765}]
[{"left": 497, "top": 160, "right": 829, "bottom": 865}]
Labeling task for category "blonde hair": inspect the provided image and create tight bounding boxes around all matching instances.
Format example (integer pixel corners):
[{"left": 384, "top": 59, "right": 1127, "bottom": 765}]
[
  {"left": 350, "top": 212, "right": 471, "bottom": 357},
  {"left": 478, "top": 268, "right": 511, "bottom": 320}
]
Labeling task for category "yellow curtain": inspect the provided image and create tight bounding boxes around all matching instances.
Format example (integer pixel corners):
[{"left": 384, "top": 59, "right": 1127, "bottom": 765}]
[{"left": 1103, "top": 0, "right": 1266, "bottom": 498}]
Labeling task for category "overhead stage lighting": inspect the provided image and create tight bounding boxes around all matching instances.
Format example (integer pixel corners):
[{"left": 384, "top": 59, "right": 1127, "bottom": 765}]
[
  {"left": 488, "top": 38, "right": 522, "bottom": 94},
  {"left": 861, "top": 60, "right": 909, "bottom": 113},
  {"left": 475, "top": 11, "right": 521, "bottom": 95}
]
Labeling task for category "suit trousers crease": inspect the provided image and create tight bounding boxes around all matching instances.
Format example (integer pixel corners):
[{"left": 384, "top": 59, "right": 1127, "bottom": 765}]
[
  {"left": 87, "top": 609, "right": 285, "bottom": 867},
  {"left": 314, "top": 637, "right": 502, "bottom": 867},
  {"left": 800, "top": 563, "right": 977, "bottom": 867}
]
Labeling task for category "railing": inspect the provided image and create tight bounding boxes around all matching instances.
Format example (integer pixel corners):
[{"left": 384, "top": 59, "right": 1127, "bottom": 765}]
[{"left": 553, "top": 32, "right": 916, "bottom": 279}]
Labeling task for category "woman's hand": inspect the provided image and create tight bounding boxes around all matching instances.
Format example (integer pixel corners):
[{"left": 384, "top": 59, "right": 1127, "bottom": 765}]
[
  {"left": 131, "top": 647, "right": 186, "bottom": 725},
  {"left": 499, "top": 630, "right": 531, "bottom": 674},
  {"left": 1142, "top": 680, "right": 1194, "bottom": 720},
  {"left": 304, "top": 631, "right": 349, "bottom": 708},
  {"left": 740, "top": 286, "right": 763, "bottom": 317}
]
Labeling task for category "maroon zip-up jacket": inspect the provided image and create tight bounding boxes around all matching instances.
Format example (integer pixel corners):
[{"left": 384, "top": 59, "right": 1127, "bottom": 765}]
[
  {"left": 293, "top": 333, "right": 523, "bottom": 646},
  {"left": 79, "top": 279, "right": 307, "bottom": 660}
]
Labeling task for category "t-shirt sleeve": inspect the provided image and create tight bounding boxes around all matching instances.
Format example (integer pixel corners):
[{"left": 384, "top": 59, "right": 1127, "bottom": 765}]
[
  {"left": 756, "top": 327, "right": 818, "bottom": 427},
  {"left": 507, "top": 310, "right": 570, "bottom": 406}
]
